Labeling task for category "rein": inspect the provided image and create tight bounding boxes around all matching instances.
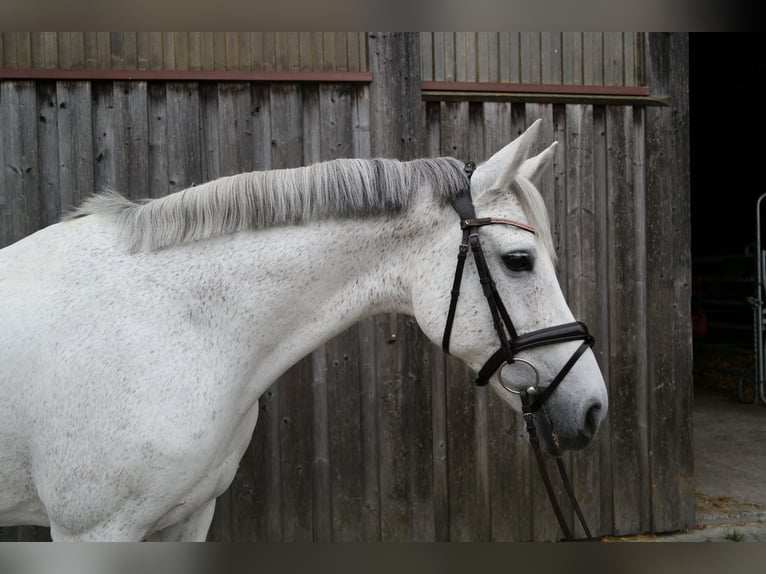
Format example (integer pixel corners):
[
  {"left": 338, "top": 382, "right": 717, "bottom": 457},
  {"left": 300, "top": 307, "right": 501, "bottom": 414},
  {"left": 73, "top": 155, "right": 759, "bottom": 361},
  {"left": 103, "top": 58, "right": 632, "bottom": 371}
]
[{"left": 442, "top": 162, "right": 595, "bottom": 541}]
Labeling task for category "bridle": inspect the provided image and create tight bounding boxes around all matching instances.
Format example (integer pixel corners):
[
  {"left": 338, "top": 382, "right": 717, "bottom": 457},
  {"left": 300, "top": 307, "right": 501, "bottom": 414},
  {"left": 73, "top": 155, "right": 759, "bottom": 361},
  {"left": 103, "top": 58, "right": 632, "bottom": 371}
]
[{"left": 441, "top": 162, "right": 596, "bottom": 541}]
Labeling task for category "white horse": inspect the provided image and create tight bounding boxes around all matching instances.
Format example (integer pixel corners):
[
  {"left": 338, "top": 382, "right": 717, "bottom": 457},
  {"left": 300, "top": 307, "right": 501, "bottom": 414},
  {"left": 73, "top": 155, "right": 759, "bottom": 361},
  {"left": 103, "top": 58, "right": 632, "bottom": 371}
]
[{"left": 0, "top": 119, "right": 607, "bottom": 541}]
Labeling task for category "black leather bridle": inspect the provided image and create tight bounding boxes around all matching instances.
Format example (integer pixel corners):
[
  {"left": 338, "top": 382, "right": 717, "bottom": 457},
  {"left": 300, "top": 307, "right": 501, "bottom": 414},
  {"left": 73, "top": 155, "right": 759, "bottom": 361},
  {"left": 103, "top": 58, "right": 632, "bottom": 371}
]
[{"left": 441, "top": 162, "right": 596, "bottom": 541}]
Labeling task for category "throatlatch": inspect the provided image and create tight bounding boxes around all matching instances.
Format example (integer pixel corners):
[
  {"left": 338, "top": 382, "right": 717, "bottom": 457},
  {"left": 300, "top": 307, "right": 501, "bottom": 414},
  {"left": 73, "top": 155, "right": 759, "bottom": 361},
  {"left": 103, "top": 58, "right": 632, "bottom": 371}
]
[{"left": 441, "top": 161, "right": 595, "bottom": 541}]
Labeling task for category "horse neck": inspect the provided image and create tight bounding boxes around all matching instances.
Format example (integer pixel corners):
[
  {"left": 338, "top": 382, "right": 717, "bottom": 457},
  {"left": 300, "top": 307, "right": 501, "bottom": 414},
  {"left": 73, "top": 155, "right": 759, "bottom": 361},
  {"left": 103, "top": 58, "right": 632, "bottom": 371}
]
[{"left": 162, "top": 202, "right": 440, "bottom": 385}]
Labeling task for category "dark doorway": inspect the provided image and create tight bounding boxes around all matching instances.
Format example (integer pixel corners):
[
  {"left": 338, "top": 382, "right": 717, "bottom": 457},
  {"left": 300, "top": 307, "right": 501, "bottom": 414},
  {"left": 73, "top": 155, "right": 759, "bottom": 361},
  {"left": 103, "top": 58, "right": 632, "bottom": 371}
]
[{"left": 690, "top": 33, "right": 765, "bottom": 399}]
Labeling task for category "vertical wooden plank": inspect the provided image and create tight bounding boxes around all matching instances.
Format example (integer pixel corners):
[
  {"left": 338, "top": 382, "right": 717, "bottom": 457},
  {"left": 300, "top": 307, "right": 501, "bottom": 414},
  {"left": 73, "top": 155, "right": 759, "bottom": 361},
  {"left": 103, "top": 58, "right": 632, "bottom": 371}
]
[
  {"left": 603, "top": 32, "right": 623, "bottom": 86},
  {"left": 224, "top": 32, "right": 238, "bottom": 71},
  {"left": 201, "top": 33, "right": 214, "bottom": 71},
  {"left": 360, "top": 32, "right": 370, "bottom": 72},
  {"left": 187, "top": 32, "right": 202, "bottom": 71},
  {"left": 669, "top": 33, "right": 694, "bottom": 533},
  {"left": 2, "top": 33, "right": 17, "bottom": 68},
  {"left": 624, "top": 32, "right": 636, "bottom": 86},
  {"left": 147, "top": 83, "right": 168, "bottom": 198},
  {"left": 251, "top": 33, "right": 264, "bottom": 72},
  {"left": 420, "top": 32, "right": 433, "bottom": 81},
  {"left": 165, "top": 83, "right": 201, "bottom": 193},
  {"left": 238, "top": 33, "right": 252, "bottom": 71},
  {"left": 347, "top": 32, "right": 360, "bottom": 73},
  {"left": 36, "top": 82, "right": 60, "bottom": 227},
  {"left": 96, "top": 32, "right": 110, "bottom": 68},
  {"left": 280, "top": 33, "right": 296, "bottom": 72},
  {"left": 477, "top": 32, "right": 489, "bottom": 83},
  {"left": 262, "top": 32, "right": 275, "bottom": 72},
  {"left": 123, "top": 32, "right": 137, "bottom": 69},
  {"left": 520, "top": 33, "right": 541, "bottom": 84},
  {"left": 562, "top": 32, "right": 582, "bottom": 85},
  {"left": 591, "top": 104, "right": 614, "bottom": 535},
  {"left": 16, "top": 33, "right": 31, "bottom": 68},
  {"left": 217, "top": 83, "right": 253, "bottom": 176},
  {"left": 298, "top": 33, "right": 312, "bottom": 72},
  {"left": 116, "top": 81, "right": 149, "bottom": 200},
  {"left": 56, "top": 81, "right": 94, "bottom": 212},
  {"left": 487, "top": 32, "right": 499, "bottom": 83},
  {"left": 356, "top": 315, "right": 382, "bottom": 541},
  {"left": 84, "top": 32, "right": 97, "bottom": 68},
  {"left": 0, "top": 82, "right": 39, "bottom": 248},
  {"left": 162, "top": 32, "right": 175, "bottom": 70},
  {"left": 148, "top": 33, "right": 163, "bottom": 70},
  {"left": 213, "top": 32, "right": 226, "bottom": 71},
  {"left": 403, "top": 315, "right": 438, "bottom": 541},
  {"left": 250, "top": 84, "right": 271, "bottom": 171},
  {"left": 455, "top": 32, "right": 467, "bottom": 82},
  {"left": 306, "top": 33, "right": 321, "bottom": 73},
  {"left": 432, "top": 32, "right": 445, "bottom": 82},
  {"left": 443, "top": 33, "right": 455, "bottom": 82},
  {"left": 321, "top": 33, "right": 334, "bottom": 72},
  {"left": 69, "top": 33, "right": 84, "bottom": 69},
  {"left": 605, "top": 105, "right": 647, "bottom": 535},
  {"left": 136, "top": 33, "right": 149, "bottom": 70},
  {"left": 173, "top": 32, "right": 189, "bottom": 71},
  {"left": 92, "top": 82, "right": 116, "bottom": 192},
  {"left": 29, "top": 32, "right": 42, "bottom": 68},
  {"left": 465, "top": 32, "right": 477, "bottom": 82},
  {"left": 336, "top": 33, "right": 348, "bottom": 72},
  {"left": 41, "top": 32, "right": 58, "bottom": 69},
  {"left": 197, "top": 82, "right": 219, "bottom": 185},
  {"left": 644, "top": 32, "right": 694, "bottom": 533},
  {"left": 546, "top": 32, "right": 563, "bottom": 85},
  {"left": 583, "top": 33, "right": 604, "bottom": 85},
  {"left": 110, "top": 32, "right": 124, "bottom": 69},
  {"left": 273, "top": 33, "right": 287, "bottom": 72},
  {"left": 310, "top": 335, "right": 332, "bottom": 541},
  {"left": 552, "top": 104, "right": 568, "bottom": 284},
  {"left": 498, "top": 32, "right": 513, "bottom": 83}
]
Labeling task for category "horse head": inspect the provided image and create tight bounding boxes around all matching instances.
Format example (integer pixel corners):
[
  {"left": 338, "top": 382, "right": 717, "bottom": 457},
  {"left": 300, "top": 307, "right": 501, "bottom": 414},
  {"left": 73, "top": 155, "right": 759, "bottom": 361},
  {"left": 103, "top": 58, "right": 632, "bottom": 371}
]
[{"left": 411, "top": 120, "right": 608, "bottom": 454}]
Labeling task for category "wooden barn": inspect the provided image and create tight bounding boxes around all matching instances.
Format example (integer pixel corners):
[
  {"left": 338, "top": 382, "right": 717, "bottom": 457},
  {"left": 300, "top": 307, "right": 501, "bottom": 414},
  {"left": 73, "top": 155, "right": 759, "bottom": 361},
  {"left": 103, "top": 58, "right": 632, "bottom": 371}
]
[{"left": 0, "top": 32, "right": 692, "bottom": 541}]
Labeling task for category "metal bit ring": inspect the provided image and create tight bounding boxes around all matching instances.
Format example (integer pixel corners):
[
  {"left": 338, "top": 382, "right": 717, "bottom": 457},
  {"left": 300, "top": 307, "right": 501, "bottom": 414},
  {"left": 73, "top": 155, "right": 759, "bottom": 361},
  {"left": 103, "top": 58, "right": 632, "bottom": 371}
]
[{"left": 499, "top": 358, "right": 541, "bottom": 395}]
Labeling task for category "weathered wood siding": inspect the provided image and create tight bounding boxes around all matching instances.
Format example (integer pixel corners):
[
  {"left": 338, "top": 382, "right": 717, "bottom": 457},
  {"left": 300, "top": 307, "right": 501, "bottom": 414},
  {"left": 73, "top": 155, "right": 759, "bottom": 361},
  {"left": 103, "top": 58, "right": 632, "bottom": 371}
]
[
  {"left": 0, "top": 32, "right": 369, "bottom": 73},
  {"left": 420, "top": 32, "right": 644, "bottom": 86},
  {"left": 0, "top": 33, "right": 692, "bottom": 541}
]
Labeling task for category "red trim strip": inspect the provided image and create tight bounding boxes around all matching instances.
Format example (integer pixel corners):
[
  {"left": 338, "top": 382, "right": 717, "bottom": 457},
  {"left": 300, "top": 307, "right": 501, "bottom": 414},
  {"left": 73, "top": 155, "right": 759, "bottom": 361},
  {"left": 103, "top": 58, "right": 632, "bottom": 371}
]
[
  {"left": 422, "top": 81, "right": 650, "bottom": 97},
  {"left": 0, "top": 68, "right": 373, "bottom": 83}
]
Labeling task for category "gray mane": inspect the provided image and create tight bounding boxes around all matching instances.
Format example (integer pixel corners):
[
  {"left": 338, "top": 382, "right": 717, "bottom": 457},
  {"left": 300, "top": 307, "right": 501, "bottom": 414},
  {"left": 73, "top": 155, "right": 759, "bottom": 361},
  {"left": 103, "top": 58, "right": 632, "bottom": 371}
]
[{"left": 67, "top": 157, "right": 468, "bottom": 253}]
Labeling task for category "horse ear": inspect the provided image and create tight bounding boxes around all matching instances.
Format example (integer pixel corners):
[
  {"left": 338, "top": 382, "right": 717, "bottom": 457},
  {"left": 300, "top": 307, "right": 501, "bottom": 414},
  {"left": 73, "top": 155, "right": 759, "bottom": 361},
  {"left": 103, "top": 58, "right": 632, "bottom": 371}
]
[
  {"left": 472, "top": 119, "right": 541, "bottom": 202},
  {"left": 518, "top": 141, "right": 557, "bottom": 184}
]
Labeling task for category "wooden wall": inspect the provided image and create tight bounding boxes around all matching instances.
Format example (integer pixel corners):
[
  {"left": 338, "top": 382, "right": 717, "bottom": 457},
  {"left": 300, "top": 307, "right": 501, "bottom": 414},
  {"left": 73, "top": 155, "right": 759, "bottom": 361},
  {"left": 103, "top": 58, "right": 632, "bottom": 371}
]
[
  {"left": 0, "top": 32, "right": 369, "bottom": 73},
  {"left": 420, "top": 32, "right": 644, "bottom": 86},
  {"left": 0, "top": 33, "right": 692, "bottom": 541}
]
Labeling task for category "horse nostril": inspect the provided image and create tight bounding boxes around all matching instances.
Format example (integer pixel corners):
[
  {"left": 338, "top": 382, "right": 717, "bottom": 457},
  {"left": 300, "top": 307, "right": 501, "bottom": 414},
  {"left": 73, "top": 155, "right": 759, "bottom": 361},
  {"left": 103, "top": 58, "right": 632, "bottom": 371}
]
[{"left": 584, "top": 402, "right": 603, "bottom": 437}]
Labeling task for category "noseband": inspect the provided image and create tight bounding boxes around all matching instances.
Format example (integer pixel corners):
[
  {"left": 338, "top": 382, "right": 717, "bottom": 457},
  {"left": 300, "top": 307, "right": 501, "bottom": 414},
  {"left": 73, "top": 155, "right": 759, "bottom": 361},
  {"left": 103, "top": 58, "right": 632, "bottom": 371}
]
[{"left": 441, "top": 162, "right": 595, "bottom": 540}]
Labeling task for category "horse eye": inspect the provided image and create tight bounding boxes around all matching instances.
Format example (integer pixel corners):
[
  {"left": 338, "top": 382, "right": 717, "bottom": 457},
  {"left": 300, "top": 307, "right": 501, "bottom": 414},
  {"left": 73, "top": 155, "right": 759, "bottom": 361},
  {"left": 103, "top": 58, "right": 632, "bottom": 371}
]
[{"left": 502, "top": 252, "right": 533, "bottom": 272}]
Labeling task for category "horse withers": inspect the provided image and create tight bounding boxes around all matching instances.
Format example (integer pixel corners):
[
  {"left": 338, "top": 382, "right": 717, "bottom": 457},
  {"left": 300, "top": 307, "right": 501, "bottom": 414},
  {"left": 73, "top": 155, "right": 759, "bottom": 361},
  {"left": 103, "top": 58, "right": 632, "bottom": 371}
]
[{"left": 0, "top": 120, "right": 607, "bottom": 541}]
